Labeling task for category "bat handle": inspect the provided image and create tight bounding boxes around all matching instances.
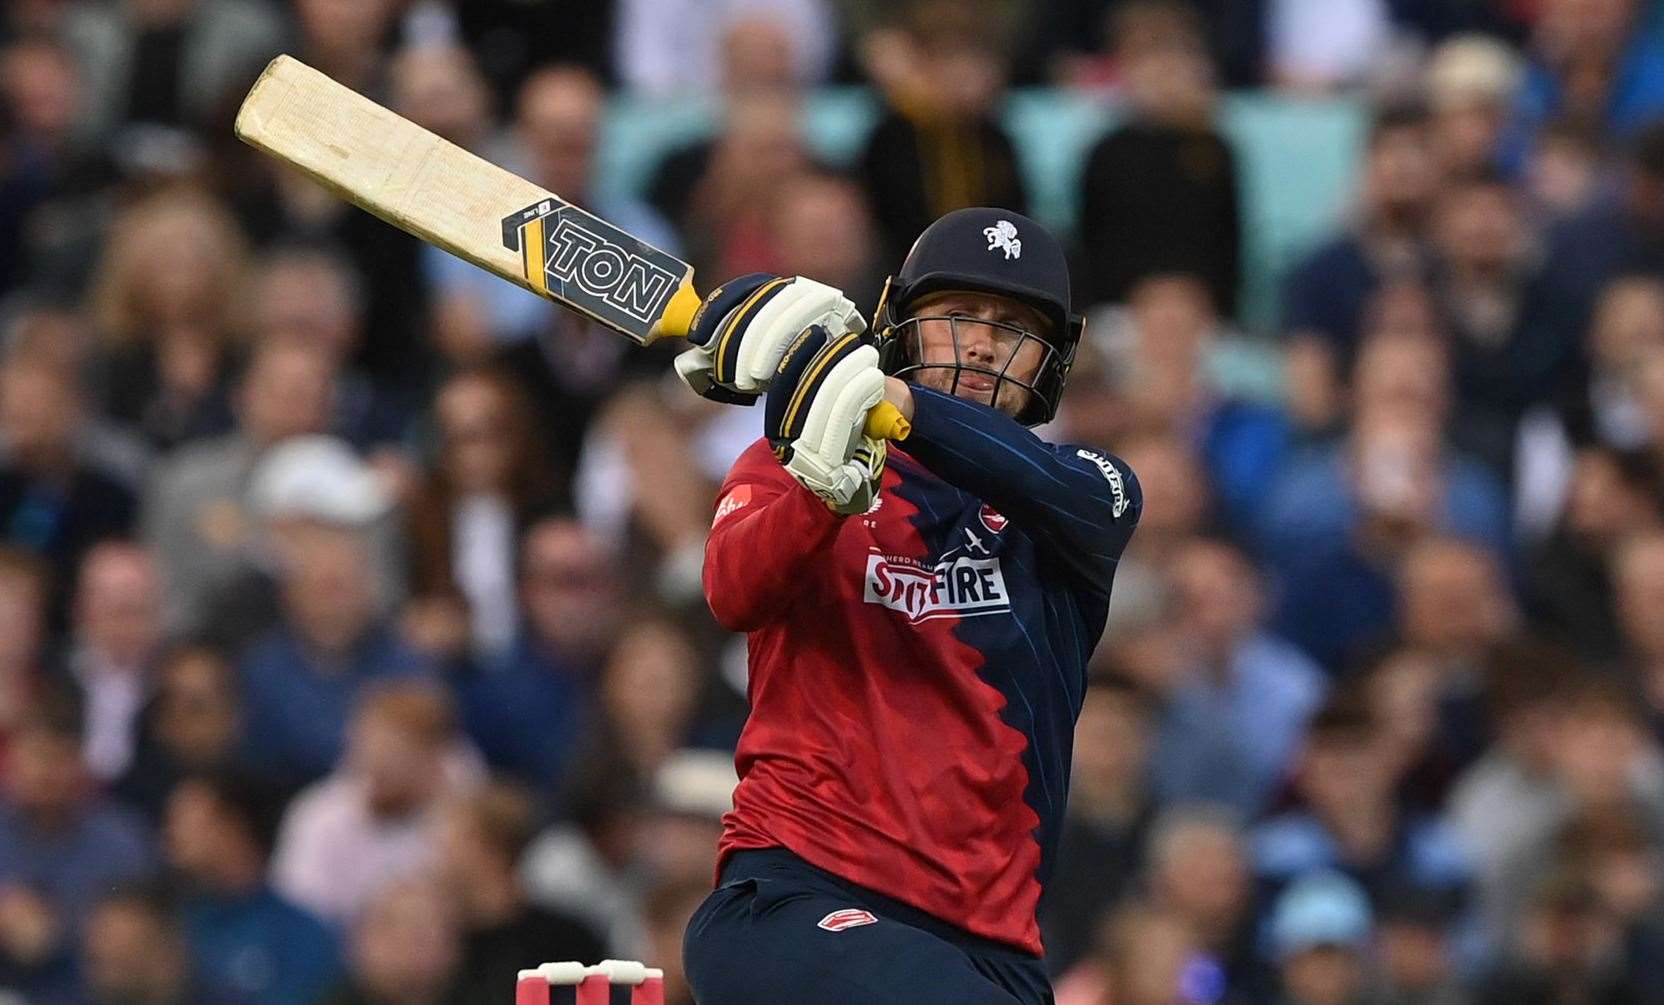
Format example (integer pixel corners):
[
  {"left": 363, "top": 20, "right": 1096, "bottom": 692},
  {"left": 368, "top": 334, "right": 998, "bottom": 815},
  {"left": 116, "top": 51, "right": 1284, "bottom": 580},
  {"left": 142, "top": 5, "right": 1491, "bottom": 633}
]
[
  {"left": 865, "top": 401, "right": 910, "bottom": 442},
  {"left": 653, "top": 276, "right": 704, "bottom": 342}
]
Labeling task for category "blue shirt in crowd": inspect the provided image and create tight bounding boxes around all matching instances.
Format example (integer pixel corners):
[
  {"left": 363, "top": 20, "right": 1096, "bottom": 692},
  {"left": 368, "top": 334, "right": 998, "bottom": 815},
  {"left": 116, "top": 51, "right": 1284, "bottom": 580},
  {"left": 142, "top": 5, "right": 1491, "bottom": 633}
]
[
  {"left": 238, "top": 625, "right": 430, "bottom": 783},
  {"left": 1151, "top": 632, "right": 1327, "bottom": 817},
  {"left": 182, "top": 887, "right": 340, "bottom": 1005}
]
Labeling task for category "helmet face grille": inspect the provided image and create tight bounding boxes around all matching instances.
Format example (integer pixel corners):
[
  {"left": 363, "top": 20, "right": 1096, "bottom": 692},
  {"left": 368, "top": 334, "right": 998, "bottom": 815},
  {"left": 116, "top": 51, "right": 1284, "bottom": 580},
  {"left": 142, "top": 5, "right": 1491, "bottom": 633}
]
[{"left": 882, "top": 313, "right": 1068, "bottom": 426}]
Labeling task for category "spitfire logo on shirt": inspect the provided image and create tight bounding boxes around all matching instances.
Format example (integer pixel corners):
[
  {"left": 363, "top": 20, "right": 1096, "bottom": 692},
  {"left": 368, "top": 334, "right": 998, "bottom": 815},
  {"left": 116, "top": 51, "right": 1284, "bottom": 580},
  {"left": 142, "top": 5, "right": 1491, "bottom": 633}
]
[{"left": 863, "top": 551, "right": 1011, "bottom": 623}]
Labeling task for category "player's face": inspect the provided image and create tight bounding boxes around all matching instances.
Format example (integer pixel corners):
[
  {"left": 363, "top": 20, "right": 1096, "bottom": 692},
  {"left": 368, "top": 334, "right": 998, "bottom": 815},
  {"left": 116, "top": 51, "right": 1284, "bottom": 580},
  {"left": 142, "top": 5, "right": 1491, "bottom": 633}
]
[{"left": 907, "top": 291, "right": 1050, "bottom": 416}]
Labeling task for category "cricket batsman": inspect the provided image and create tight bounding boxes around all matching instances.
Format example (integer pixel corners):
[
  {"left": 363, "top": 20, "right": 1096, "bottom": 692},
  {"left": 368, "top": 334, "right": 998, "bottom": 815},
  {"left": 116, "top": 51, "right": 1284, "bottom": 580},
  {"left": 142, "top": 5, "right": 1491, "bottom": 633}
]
[{"left": 674, "top": 208, "right": 1142, "bottom": 1003}]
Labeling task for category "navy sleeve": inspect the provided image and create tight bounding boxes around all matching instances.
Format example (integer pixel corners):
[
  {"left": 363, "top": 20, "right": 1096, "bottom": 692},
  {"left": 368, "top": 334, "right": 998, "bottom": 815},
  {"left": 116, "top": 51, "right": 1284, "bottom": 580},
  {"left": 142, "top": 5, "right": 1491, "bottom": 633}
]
[{"left": 902, "top": 386, "right": 1142, "bottom": 593}]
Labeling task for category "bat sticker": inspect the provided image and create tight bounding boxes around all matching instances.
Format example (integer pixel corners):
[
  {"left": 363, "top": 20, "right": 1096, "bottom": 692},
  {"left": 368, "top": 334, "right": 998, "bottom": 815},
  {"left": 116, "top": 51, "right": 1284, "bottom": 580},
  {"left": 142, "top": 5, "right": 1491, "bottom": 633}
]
[{"left": 501, "top": 199, "right": 682, "bottom": 332}]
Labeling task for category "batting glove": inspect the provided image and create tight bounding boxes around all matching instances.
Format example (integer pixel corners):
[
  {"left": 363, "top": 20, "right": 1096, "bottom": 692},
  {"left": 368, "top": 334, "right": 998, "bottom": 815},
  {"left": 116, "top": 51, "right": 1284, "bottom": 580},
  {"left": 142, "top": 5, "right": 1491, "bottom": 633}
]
[
  {"left": 673, "top": 274, "right": 865, "bottom": 404},
  {"left": 765, "top": 324, "right": 888, "bottom": 514}
]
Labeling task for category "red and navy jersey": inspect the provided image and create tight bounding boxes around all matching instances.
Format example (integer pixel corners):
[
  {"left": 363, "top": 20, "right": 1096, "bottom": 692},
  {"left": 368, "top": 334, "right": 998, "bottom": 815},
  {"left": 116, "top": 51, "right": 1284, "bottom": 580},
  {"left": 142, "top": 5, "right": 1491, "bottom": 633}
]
[{"left": 705, "top": 385, "right": 1142, "bottom": 956}]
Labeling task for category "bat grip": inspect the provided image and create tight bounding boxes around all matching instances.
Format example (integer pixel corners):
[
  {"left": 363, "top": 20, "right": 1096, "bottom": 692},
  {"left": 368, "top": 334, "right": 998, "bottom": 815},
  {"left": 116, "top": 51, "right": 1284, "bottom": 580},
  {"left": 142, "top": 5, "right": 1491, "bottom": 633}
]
[{"left": 865, "top": 401, "right": 910, "bottom": 442}]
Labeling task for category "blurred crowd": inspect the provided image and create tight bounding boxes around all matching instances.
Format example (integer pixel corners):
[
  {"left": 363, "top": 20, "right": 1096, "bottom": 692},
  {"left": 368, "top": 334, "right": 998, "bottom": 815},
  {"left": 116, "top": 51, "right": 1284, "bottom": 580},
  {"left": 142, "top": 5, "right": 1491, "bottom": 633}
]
[{"left": 7, "top": 0, "right": 1664, "bottom": 1004}]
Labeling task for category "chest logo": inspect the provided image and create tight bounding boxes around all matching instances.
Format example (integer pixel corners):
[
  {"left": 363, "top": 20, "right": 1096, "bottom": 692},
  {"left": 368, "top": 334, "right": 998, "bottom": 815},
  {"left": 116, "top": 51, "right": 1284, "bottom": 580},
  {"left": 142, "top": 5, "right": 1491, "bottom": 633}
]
[
  {"left": 978, "top": 504, "right": 1008, "bottom": 534},
  {"left": 863, "top": 551, "right": 1011, "bottom": 623}
]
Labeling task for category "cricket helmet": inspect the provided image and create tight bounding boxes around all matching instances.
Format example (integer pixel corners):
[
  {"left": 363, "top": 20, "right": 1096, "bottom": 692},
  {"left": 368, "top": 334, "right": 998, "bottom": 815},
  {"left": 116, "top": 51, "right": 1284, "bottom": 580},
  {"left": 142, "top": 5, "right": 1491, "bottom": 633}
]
[{"left": 874, "top": 207, "right": 1083, "bottom": 426}]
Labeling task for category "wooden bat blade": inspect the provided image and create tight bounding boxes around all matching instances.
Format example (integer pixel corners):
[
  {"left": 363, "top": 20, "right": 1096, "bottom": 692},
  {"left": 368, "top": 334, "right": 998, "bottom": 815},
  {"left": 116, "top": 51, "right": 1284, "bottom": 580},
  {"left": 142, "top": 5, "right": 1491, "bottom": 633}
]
[{"left": 234, "top": 54, "right": 700, "bottom": 345}]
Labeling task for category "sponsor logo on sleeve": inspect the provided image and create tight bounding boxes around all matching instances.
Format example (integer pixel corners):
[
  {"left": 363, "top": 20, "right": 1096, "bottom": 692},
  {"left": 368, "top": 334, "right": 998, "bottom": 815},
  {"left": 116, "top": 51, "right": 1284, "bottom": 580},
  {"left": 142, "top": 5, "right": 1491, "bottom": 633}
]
[
  {"left": 712, "top": 484, "right": 753, "bottom": 527},
  {"left": 1075, "top": 448, "right": 1128, "bottom": 518},
  {"left": 863, "top": 551, "right": 1010, "bottom": 623},
  {"left": 817, "top": 909, "right": 878, "bottom": 932}
]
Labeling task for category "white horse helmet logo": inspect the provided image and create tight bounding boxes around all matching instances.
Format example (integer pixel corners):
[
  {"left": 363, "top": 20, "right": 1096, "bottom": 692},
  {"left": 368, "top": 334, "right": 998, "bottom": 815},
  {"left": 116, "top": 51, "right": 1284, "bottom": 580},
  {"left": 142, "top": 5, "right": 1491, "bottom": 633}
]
[{"left": 983, "top": 220, "right": 1021, "bottom": 260}]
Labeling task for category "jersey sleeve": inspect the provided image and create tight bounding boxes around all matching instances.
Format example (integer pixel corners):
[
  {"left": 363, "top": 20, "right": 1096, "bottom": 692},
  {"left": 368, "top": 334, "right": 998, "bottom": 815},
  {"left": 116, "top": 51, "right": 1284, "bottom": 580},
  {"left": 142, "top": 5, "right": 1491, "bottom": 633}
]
[
  {"left": 901, "top": 386, "right": 1142, "bottom": 594},
  {"left": 703, "top": 440, "right": 845, "bottom": 632}
]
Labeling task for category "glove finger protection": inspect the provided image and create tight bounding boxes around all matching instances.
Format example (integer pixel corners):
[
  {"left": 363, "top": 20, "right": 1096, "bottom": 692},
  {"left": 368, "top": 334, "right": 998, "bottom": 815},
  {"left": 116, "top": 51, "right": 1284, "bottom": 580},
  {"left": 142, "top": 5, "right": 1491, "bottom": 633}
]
[{"left": 673, "top": 274, "right": 864, "bottom": 403}]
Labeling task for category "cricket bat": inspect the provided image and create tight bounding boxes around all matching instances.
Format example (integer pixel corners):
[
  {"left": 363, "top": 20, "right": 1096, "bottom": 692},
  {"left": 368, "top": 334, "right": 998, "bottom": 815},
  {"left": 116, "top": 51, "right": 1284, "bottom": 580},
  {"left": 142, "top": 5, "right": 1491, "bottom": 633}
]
[{"left": 234, "top": 54, "right": 907, "bottom": 439}]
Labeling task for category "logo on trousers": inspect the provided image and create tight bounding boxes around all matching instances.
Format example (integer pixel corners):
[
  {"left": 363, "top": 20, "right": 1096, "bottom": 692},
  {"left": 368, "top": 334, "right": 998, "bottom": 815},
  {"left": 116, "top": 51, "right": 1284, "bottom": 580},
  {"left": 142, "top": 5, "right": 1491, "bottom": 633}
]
[{"left": 817, "top": 909, "right": 878, "bottom": 932}]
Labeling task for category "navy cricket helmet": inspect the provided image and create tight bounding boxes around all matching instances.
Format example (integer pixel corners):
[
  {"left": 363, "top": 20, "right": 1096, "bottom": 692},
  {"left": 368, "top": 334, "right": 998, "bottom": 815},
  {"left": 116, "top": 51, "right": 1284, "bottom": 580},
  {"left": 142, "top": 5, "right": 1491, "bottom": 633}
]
[{"left": 874, "top": 207, "right": 1084, "bottom": 426}]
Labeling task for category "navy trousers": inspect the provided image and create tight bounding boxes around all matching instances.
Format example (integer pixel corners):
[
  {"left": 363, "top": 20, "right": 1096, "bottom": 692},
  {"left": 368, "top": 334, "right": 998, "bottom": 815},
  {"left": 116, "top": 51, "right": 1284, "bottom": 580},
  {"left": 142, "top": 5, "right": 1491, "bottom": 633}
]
[{"left": 683, "top": 848, "right": 1054, "bottom": 1004}]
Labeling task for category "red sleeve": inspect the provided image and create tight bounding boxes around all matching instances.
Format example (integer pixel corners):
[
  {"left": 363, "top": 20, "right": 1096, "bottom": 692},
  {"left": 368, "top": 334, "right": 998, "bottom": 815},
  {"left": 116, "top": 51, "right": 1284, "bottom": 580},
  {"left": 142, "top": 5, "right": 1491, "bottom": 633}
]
[{"left": 703, "top": 440, "right": 844, "bottom": 632}]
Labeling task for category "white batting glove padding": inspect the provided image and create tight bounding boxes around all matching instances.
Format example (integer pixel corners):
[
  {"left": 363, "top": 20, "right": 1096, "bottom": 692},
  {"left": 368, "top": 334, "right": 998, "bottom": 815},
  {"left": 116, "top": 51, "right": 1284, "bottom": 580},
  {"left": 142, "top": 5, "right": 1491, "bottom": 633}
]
[
  {"left": 781, "top": 344, "right": 888, "bottom": 512},
  {"left": 730, "top": 278, "right": 865, "bottom": 393},
  {"left": 673, "top": 277, "right": 865, "bottom": 399}
]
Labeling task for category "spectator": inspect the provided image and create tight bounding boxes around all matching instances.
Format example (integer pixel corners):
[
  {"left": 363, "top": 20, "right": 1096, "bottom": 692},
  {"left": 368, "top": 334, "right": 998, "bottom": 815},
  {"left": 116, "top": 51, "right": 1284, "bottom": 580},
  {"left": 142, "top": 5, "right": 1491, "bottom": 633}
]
[
  {"left": 143, "top": 341, "right": 333, "bottom": 638},
  {"left": 290, "top": 0, "right": 393, "bottom": 96},
  {"left": 1365, "top": 646, "right": 1475, "bottom": 813},
  {"left": 1142, "top": 806, "right": 1258, "bottom": 999},
  {"left": 235, "top": 440, "right": 423, "bottom": 784},
  {"left": 1471, "top": 869, "right": 1637, "bottom": 1004},
  {"left": 437, "top": 781, "right": 606, "bottom": 999},
  {"left": 637, "top": 749, "right": 738, "bottom": 887},
  {"left": 215, "top": 432, "right": 403, "bottom": 643},
  {"left": 0, "top": 35, "right": 110, "bottom": 298},
  {"left": 271, "top": 682, "right": 480, "bottom": 926},
  {"left": 1280, "top": 103, "right": 1438, "bottom": 432},
  {"left": 1370, "top": 891, "right": 1464, "bottom": 1005},
  {"left": 319, "top": 875, "right": 468, "bottom": 1005},
  {"left": 767, "top": 171, "right": 884, "bottom": 310},
  {"left": 1055, "top": 901, "right": 1202, "bottom": 1005},
  {"left": 117, "top": 646, "right": 247, "bottom": 819},
  {"left": 1425, "top": 34, "right": 1524, "bottom": 179},
  {"left": 61, "top": 0, "right": 288, "bottom": 146},
  {"left": 1041, "top": 672, "right": 1159, "bottom": 976},
  {"left": 0, "top": 351, "right": 137, "bottom": 594},
  {"left": 388, "top": 42, "right": 495, "bottom": 154},
  {"left": 1564, "top": 276, "right": 1664, "bottom": 453},
  {"left": 1251, "top": 701, "right": 1469, "bottom": 921},
  {"left": 576, "top": 381, "right": 730, "bottom": 605},
  {"left": 1265, "top": 334, "right": 1511, "bottom": 668},
  {"left": 58, "top": 541, "right": 162, "bottom": 783},
  {"left": 1527, "top": 447, "right": 1661, "bottom": 661},
  {"left": 1094, "top": 275, "right": 1289, "bottom": 531},
  {"left": 0, "top": 708, "right": 154, "bottom": 991},
  {"left": 1391, "top": 537, "right": 1518, "bottom": 770},
  {"left": 164, "top": 772, "right": 340, "bottom": 1004},
  {"left": 1078, "top": 2, "right": 1241, "bottom": 317},
  {"left": 1526, "top": 118, "right": 1606, "bottom": 221},
  {"left": 1429, "top": 171, "right": 1584, "bottom": 477},
  {"left": 463, "top": 516, "right": 620, "bottom": 786},
  {"left": 1149, "top": 537, "right": 1326, "bottom": 816},
  {"left": 406, "top": 369, "right": 561, "bottom": 663},
  {"left": 245, "top": 245, "right": 412, "bottom": 454},
  {"left": 87, "top": 188, "right": 245, "bottom": 451},
  {"left": 1542, "top": 122, "right": 1664, "bottom": 329},
  {"left": 79, "top": 885, "right": 241, "bottom": 1005},
  {"left": 656, "top": 90, "right": 815, "bottom": 279},
  {"left": 1511, "top": 0, "right": 1664, "bottom": 153},
  {"left": 522, "top": 759, "right": 650, "bottom": 959},
  {"left": 615, "top": 0, "right": 834, "bottom": 96},
  {"left": 589, "top": 619, "right": 710, "bottom": 783},
  {"left": 857, "top": 0, "right": 1028, "bottom": 265},
  {"left": 1266, "top": 871, "right": 1376, "bottom": 1005}
]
